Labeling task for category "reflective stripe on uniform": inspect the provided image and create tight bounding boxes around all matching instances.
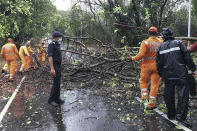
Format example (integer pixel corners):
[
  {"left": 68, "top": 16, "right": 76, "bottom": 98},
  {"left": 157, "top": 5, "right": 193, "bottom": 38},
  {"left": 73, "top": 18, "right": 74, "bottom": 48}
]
[
  {"left": 142, "top": 93, "right": 148, "bottom": 96},
  {"left": 5, "top": 53, "right": 15, "bottom": 56},
  {"left": 149, "top": 96, "right": 156, "bottom": 99},
  {"left": 159, "top": 47, "right": 180, "bottom": 54},
  {"left": 149, "top": 99, "right": 156, "bottom": 103},
  {"left": 141, "top": 88, "right": 148, "bottom": 91},
  {"left": 144, "top": 57, "right": 156, "bottom": 60}
]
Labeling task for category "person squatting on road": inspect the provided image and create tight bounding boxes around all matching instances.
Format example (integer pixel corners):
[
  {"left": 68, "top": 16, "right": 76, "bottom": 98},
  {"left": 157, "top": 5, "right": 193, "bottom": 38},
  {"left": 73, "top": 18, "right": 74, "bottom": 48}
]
[
  {"left": 48, "top": 31, "right": 64, "bottom": 107},
  {"left": 19, "top": 41, "right": 31, "bottom": 72},
  {"left": 131, "top": 27, "right": 163, "bottom": 110},
  {"left": 156, "top": 28, "right": 196, "bottom": 126},
  {"left": 1, "top": 38, "right": 19, "bottom": 81}
]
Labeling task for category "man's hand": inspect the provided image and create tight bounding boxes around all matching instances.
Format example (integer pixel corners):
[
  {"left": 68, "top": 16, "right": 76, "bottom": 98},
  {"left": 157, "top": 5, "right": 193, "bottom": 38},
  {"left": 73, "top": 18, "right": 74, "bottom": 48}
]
[
  {"left": 50, "top": 68, "right": 56, "bottom": 76},
  {"left": 127, "top": 56, "right": 135, "bottom": 61},
  {"left": 192, "top": 72, "right": 197, "bottom": 78}
]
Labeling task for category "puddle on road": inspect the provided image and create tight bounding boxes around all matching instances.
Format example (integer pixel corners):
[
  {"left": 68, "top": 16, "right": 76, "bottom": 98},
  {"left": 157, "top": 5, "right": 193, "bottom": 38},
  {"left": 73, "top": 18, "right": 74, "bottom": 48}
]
[{"left": 1, "top": 87, "right": 180, "bottom": 131}]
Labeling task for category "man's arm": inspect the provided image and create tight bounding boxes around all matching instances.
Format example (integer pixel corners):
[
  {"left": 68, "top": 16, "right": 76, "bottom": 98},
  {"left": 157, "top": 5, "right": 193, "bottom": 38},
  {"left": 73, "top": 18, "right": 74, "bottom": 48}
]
[
  {"left": 13, "top": 45, "right": 19, "bottom": 58},
  {"left": 1, "top": 46, "right": 5, "bottom": 59},
  {"left": 131, "top": 41, "right": 147, "bottom": 61},
  {"left": 48, "top": 56, "right": 56, "bottom": 76},
  {"left": 24, "top": 47, "right": 30, "bottom": 56},
  {"left": 188, "top": 42, "right": 197, "bottom": 52},
  {"left": 156, "top": 47, "right": 163, "bottom": 77},
  {"left": 48, "top": 44, "right": 56, "bottom": 76}
]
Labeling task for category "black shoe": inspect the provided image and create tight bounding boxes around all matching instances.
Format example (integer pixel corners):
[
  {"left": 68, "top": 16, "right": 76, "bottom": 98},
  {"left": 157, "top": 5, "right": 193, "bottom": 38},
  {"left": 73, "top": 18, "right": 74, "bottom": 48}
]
[
  {"left": 168, "top": 116, "right": 175, "bottom": 120},
  {"left": 176, "top": 118, "right": 192, "bottom": 128},
  {"left": 146, "top": 106, "right": 156, "bottom": 110},
  {"left": 56, "top": 99, "right": 65, "bottom": 105},
  {"left": 167, "top": 114, "right": 175, "bottom": 120},
  {"left": 2, "top": 70, "right": 5, "bottom": 73},
  {"left": 48, "top": 101, "right": 59, "bottom": 107}
]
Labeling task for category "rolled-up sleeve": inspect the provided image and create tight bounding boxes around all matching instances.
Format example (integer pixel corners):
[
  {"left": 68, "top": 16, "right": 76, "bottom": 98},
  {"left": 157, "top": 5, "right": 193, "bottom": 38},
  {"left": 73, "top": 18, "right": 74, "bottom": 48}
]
[{"left": 48, "top": 44, "right": 54, "bottom": 57}]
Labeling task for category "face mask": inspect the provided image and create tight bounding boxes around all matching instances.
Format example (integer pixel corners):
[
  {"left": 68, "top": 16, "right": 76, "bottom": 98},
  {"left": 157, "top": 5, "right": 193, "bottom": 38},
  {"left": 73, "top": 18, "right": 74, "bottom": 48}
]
[{"left": 57, "top": 38, "right": 62, "bottom": 44}]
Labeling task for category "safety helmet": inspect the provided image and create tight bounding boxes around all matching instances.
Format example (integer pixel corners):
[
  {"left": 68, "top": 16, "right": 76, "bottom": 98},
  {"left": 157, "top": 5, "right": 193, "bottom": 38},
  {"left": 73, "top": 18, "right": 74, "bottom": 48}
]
[
  {"left": 148, "top": 27, "right": 158, "bottom": 33},
  {"left": 161, "top": 28, "right": 173, "bottom": 38},
  {"left": 52, "top": 31, "right": 63, "bottom": 38}
]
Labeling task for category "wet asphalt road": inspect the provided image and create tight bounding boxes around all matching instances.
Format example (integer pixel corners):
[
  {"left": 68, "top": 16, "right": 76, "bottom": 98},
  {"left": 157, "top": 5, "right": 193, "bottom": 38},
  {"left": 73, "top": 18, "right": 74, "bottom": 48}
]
[{"left": 0, "top": 76, "right": 183, "bottom": 131}]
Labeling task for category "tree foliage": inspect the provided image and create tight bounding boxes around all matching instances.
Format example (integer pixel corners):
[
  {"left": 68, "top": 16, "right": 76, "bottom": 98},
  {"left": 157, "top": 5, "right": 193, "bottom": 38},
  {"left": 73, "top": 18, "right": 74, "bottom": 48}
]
[
  {"left": 0, "top": 0, "right": 56, "bottom": 45},
  {"left": 65, "top": 0, "right": 189, "bottom": 47},
  {"left": 1, "top": 0, "right": 197, "bottom": 47}
]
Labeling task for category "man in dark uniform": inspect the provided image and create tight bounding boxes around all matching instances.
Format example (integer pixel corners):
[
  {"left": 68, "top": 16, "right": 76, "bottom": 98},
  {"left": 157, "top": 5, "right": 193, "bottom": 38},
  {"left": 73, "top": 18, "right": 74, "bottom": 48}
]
[
  {"left": 156, "top": 28, "right": 196, "bottom": 127},
  {"left": 48, "top": 31, "right": 64, "bottom": 107}
]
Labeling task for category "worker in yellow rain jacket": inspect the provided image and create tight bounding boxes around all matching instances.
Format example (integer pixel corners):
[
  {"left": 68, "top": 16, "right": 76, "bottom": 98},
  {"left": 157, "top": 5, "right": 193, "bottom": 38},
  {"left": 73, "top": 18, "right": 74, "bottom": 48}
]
[
  {"left": 26, "top": 41, "right": 35, "bottom": 69},
  {"left": 19, "top": 42, "right": 31, "bottom": 72},
  {"left": 2, "top": 38, "right": 15, "bottom": 73},
  {"left": 130, "top": 27, "right": 163, "bottom": 110},
  {"left": 37, "top": 41, "right": 47, "bottom": 66},
  {"left": 1, "top": 38, "right": 19, "bottom": 81}
]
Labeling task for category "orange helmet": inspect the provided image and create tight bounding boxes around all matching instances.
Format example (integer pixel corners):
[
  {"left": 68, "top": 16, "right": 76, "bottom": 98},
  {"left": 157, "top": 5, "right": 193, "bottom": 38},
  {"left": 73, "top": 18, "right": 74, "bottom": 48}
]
[{"left": 148, "top": 27, "right": 158, "bottom": 32}]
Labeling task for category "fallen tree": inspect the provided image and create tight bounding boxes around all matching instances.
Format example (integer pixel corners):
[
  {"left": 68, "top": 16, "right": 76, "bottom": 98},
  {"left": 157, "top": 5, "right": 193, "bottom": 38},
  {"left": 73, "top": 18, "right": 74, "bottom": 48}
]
[{"left": 60, "top": 36, "right": 140, "bottom": 91}]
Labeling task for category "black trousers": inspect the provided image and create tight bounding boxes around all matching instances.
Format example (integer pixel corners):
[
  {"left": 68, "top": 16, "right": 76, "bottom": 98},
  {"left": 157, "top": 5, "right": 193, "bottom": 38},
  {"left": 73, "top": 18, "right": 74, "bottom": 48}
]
[
  {"left": 48, "top": 62, "right": 61, "bottom": 103},
  {"left": 164, "top": 79, "right": 189, "bottom": 120}
]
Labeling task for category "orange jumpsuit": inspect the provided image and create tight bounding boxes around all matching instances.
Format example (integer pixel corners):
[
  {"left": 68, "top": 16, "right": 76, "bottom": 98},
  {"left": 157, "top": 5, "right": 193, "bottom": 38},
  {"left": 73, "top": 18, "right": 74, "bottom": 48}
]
[
  {"left": 1, "top": 43, "right": 19, "bottom": 80},
  {"left": 26, "top": 46, "right": 34, "bottom": 69},
  {"left": 19, "top": 46, "right": 30, "bottom": 72},
  {"left": 132, "top": 36, "right": 163, "bottom": 108},
  {"left": 37, "top": 45, "right": 46, "bottom": 65}
]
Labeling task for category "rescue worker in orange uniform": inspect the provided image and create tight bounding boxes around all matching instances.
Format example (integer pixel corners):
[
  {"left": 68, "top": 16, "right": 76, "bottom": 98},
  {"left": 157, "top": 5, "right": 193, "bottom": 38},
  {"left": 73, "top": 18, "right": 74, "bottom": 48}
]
[
  {"left": 37, "top": 41, "right": 47, "bottom": 66},
  {"left": 2, "top": 38, "right": 15, "bottom": 73},
  {"left": 19, "top": 42, "right": 31, "bottom": 72},
  {"left": 130, "top": 27, "right": 163, "bottom": 109},
  {"left": 26, "top": 41, "right": 35, "bottom": 69},
  {"left": 1, "top": 38, "right": 19, "bottom": 81}
]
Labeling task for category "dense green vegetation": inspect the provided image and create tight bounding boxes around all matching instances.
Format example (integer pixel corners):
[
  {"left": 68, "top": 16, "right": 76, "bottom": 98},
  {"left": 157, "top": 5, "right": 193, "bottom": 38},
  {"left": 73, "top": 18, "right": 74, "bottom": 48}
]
[
  {"left": 0, "top": 0, "right": 197, "bottom": 47},
  {"left": 0, "top": 0, "right": 56, "bottom": 45}
]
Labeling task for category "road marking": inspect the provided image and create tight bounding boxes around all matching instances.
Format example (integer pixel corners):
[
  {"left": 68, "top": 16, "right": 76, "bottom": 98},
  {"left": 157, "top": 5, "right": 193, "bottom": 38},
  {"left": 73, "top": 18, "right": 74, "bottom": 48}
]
[
  {"left": 0, "top": 76, "right": 26, "bottom": 123},
  {"left": 135, "top": 97, "right": 192, "bottom": 131}
]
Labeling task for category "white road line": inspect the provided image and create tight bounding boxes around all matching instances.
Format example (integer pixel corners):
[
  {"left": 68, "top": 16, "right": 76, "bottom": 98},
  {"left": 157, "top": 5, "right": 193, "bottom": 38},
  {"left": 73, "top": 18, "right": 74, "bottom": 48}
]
[
  {"left": 135, "top": 97, "right": 192, "bottom": 131},
  {"left": 0, "top": 76, "right": 26, "bottom": 123}
]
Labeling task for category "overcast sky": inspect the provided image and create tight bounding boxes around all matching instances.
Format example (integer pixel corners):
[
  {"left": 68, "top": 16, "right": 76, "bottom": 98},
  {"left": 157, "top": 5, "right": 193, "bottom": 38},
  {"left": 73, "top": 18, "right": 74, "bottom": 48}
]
[{"left": 53, "top": 0, "right": 74, "bottom": 11}]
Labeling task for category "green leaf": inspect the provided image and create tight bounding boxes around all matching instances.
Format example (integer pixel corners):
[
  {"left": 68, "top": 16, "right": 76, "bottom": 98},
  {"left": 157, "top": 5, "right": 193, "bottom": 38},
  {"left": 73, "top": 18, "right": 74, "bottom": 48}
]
[{"left": 175, "top": 126, "right": 182, "bottom": 130}]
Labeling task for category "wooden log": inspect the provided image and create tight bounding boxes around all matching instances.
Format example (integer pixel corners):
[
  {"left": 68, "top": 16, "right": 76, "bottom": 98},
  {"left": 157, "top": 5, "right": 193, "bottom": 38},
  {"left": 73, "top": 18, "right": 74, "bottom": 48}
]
[{"left": 175, "top": 37, "right": 197, "bottom": 41}]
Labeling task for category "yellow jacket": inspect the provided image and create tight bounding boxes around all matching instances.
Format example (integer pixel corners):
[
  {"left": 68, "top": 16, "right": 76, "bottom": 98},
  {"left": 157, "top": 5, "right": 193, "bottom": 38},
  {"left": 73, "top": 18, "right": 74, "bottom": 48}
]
[
  {"left": 37, "top": 45, "right": 46, "bottom": 54},
  {"left": 19, "top": 46, "right": 30, "bottom": 57}
]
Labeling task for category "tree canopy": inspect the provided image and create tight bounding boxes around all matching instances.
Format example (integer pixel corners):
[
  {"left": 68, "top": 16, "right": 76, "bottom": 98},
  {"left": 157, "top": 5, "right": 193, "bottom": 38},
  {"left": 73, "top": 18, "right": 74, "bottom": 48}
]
[{"left": 0, "top": 0, "right": 197, "bottom": 47}]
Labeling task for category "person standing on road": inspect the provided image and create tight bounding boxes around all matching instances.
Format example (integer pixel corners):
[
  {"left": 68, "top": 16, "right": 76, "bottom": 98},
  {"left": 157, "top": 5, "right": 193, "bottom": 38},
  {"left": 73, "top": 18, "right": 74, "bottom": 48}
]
[
  {"left": 156, "top": 28, "right": 196, "bottom": 126},
  {"left": 130, "top": 27, "right": 163, "bottom": 110},
  {"left": 37, "top": 40, "right": 47, "bottom": 66},
  {"left": 26, "top": 41, "right": 38, "bottom": 70},
  {"left": 1, "top": 38, "right": 19, "bottom": 81},
  {"left": 48, "top": 31, "right": 64, "bottom": 107},
  {"left": 2, "top": 38, "right": 15, "bottom": 73},
  {"left": 19, "top": 41, "right": 31, "bottom": 72}
]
